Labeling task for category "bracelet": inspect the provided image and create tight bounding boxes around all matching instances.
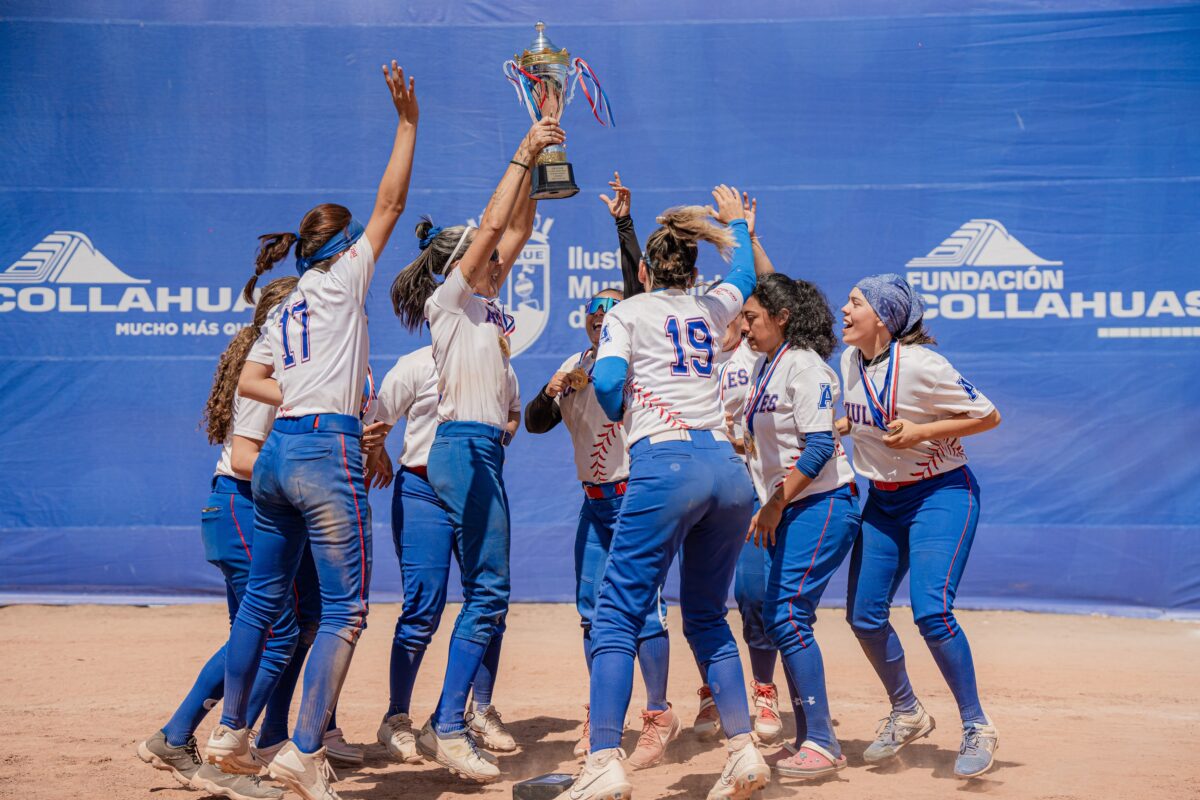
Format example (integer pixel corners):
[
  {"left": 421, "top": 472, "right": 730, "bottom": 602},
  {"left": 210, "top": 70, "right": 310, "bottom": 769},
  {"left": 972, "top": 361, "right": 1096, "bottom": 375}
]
[{"left": 510, "top": 159, "right": 530, "bottom": 171}]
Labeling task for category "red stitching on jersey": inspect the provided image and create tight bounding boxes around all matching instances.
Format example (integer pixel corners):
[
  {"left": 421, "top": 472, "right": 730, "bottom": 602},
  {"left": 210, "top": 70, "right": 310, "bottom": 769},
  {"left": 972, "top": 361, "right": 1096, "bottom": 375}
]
[
  {"left": 625, "top": 380, "right": 688, "bottom": 429},
  {"left": 909, "top": 437, "right": 964, "bottom": 479},
  {"left": 787, "top": 497, "right": 835, "bottom": 649},
  {"left": 941, "top": 467, "right": 974, "bottom": 638},
  {"left": 587, "top": 422, "right": 621, "bottom": 481}
]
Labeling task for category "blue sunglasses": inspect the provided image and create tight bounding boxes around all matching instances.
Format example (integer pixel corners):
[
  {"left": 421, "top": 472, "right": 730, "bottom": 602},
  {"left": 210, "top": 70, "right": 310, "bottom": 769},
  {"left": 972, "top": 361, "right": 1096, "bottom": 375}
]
[{"left": 586, "top": 296, "right": 619, "bottom": 315}]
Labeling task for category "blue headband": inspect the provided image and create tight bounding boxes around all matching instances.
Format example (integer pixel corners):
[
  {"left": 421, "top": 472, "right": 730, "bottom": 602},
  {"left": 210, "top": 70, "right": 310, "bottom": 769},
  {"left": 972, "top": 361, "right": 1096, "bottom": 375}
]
[
  {"left": 296, "top": 218, "right": 365, "bottom": 274},
  {"left": 855, "top": 273, "right": 925, "bottom": 336},
  {"left": 419, "top": 225, "right": 444, "bottom": 251}
]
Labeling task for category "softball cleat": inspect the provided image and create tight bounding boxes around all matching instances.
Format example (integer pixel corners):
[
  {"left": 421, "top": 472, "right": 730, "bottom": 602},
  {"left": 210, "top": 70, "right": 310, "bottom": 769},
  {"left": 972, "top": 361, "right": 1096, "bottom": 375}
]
[
  {"left": 862, "top": 702, "right": 935, "bottom": 764},
  {"left": 207, "top": 724, "right": 266, "bottom": 775},
  {"left": 954, "top": 717, "right": 999, "bottom": 778},
  {"left": 707, "top": 733, "right": 769, "bottom": 799}
]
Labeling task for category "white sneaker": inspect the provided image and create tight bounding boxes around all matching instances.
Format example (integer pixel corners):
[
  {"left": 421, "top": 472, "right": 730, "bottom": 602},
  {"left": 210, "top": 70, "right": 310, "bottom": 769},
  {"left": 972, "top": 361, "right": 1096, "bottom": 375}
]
[
  {"left": 707, "top": 734, "right": 769, "bottom": 800},
  {"left": 416, "top": 717, "right": 501, "bottom": 783},
  {"left": 377, "top": 713, "right": 422, "bottom": 764},
  {"left": 466, "top": 705, "right": 517, "bottom": 752},
  {"left": 207, "top": 725, "right": 265, "bottom": 776},
  {"left": 574, "top": 705, "right": 591, "bottom": 759},
  {"left": 553, "top": 748, "right": 632, "bottom": 800},
  {"left": 750, "top": 682, "right": 783, "bottom": 746},
  {"left": 322, "top": 728, "right": 363, "bottom": 767},
  {"left": 267, "top": 742, "right": 340, "bottom": 800},
  {"left": 863, "top": 703, "right": 936, "bottom": 764},
  {"left": 252, "top": 740, "right": 286, "bottom": 767}
]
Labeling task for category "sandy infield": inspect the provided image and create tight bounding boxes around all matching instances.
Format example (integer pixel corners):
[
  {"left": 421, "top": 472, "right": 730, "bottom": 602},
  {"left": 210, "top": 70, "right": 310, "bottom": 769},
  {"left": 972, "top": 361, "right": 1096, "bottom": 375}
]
[{"left": 0, "top": 603, "right": 1197, "bottom": 799}]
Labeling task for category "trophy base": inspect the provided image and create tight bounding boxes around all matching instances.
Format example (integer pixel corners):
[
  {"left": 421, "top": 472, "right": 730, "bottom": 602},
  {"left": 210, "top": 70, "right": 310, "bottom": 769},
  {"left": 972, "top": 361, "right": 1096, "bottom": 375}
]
[{"left": 530, "top": 162, "right": 579, "bottom": 200}]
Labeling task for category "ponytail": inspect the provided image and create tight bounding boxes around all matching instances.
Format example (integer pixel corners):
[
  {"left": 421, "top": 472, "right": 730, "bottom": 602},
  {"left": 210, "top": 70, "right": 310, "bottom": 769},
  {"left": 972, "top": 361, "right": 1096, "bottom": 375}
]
[
  {"left": 243, "top": 232, "right": 297, "bottom": 304},
  {"left": 643, "top": 206, "right": 736, "bottom": 290},
  {"left": 203, "top": 275, "right": 298, "bottom": 444},
  {"left": 390, "top": 217, "right": 474, "bottom": 331}
]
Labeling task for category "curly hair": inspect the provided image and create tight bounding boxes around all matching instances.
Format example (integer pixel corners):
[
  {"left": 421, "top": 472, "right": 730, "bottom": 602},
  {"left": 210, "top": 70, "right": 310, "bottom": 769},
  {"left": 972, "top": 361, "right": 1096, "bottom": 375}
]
[
  {"left": 389, "top": 216, "right": 474, "bottom": 331},
  {"left": 750, "top": 273, "right": 837, "bottom": 361},
  {"left": 202, "top": 275, "right": 297, "bottom": 444},
  {"left": 642, "top": 206, "right": 735, "bottom": 290}
]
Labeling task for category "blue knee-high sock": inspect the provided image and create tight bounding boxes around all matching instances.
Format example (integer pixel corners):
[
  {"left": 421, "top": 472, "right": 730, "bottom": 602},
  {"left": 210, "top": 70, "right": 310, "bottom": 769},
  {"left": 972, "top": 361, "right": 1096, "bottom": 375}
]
[
  {"left": 583, "top": 628, "right": 594, "bottom": 674},
  {"left": 780, "top": 644, "right": 838, "bottom": 756},
  {"left": 327, "top": 705, "right": 338, "bottom": 732},
  {"left": 472, "top": 633, "right": 504, "bottom": 711},
  {"left": 257, "top": 640, "right": 310, "bottom": 748},
  {"left": 926, "top": 634, "right": 986, "bottom": 725},
  {"left": 747, "top": 646, "right": 777, "bottom": 685},
  {"left": 854, "top": 624, "right": 918, "bottom": 713},
  {"left": 163, "top": 646, "right": 226, "bottom": 746},
  {"left": 636, "top": 633, "right": 670, "bottom": 712},
  {"left": 432, "top": 637, "right": 487, "bottom": 734},
  {"left": 387, "top": 645, "right": 425, "bottom": 717},
  {"left": 590, "top": 651, "right": 635, "bottom": 751},
  {"left": 706, "top": 655, "right": 752, "bottom": 738},
  {"left": 293, "top": 633, "right": 355, "bottom": 753},
  {"left": 241, "top": 643, "right": 296, "bottom": 734},
  {"left": 781, "top": 660, "right": 806, "bottom": 746},
  {"left": 220, "top": 619, "right": 270, "bottom": 729}
]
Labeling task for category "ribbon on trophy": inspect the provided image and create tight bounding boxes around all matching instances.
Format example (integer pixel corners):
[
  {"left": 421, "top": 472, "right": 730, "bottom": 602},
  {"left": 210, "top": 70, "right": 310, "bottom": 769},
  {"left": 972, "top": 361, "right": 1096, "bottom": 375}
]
[{"left": 502, "top": 57, "right": 615, "bottom": 127}]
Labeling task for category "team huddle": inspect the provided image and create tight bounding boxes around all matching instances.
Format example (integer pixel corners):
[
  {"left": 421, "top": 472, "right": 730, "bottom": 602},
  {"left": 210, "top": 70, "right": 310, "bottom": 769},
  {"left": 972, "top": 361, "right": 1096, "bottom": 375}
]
[{"left": 136, "top": 64, "right": 1003, "bottom": 800}]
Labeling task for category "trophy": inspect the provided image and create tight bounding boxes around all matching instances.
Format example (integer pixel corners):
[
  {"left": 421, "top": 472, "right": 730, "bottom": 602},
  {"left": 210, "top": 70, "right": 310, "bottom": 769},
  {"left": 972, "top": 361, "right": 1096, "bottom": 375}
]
[{"left": 504, "top": 22, "right": 614, "bottom": 200}]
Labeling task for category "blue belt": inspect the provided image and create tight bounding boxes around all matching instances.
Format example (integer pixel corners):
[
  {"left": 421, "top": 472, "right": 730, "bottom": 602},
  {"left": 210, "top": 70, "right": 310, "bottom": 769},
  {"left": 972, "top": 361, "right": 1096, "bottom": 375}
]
[{"left": 274, "top": 413, "right": 362, "bottom": 436}]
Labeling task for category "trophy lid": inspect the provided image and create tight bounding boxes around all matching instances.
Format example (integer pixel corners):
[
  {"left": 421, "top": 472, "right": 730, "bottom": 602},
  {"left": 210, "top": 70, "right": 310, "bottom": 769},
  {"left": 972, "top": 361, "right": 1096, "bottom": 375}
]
[{"left": 528, "top": 21, "right": 559, "bottom": 54}]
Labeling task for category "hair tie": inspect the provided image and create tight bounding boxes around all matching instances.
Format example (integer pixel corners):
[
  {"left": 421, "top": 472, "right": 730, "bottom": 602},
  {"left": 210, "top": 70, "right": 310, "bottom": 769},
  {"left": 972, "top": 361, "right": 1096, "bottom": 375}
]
[{"left": 419, "top": 225, "right": 444, "bottom": 251}]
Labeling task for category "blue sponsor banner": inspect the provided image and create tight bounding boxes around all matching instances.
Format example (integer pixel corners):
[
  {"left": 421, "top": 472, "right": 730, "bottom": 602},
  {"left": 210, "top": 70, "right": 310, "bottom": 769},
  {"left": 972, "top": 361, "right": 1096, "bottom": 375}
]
[{"left": 1, "top": 2, "right": 1197, "bottom": 615}]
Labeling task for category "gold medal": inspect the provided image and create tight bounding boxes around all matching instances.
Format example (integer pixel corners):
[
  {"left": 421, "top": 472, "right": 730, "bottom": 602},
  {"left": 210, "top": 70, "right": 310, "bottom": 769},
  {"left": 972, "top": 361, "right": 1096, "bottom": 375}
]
[
  {"left": 566, "top": 367, "right": 590, "bottom": 390},
  {"left": 497, "top": 334, "right": 511, "bottom": 359},
  {"left": 744, "top": 432, "right": 756, "bottom": 457}
]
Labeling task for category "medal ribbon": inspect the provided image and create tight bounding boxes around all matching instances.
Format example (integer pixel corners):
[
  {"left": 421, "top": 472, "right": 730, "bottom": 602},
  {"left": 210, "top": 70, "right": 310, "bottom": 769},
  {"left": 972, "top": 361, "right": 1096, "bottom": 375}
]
[
  {"left": 744, "top": 343, "right": 790, "bottom": 439},
  {"left": 857, "top": 341, "right": 901, "bottom": 431},
  {"left": 360, "top": 366, "right": 376, "bottom": 419}
]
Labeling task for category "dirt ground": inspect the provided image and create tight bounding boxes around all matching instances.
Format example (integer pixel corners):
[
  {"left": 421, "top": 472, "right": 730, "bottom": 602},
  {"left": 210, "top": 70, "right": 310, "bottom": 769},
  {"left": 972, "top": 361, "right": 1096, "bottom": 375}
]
[{"left": 1, "top": 603, "right": 1198, "bottom": 800}]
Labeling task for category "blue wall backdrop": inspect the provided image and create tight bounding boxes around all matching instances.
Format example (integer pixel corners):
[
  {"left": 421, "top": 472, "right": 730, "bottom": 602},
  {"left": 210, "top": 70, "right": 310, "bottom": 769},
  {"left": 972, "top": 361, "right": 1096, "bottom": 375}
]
[{"left": 1, "top": 1, "right": 1197, "bottom": 616}]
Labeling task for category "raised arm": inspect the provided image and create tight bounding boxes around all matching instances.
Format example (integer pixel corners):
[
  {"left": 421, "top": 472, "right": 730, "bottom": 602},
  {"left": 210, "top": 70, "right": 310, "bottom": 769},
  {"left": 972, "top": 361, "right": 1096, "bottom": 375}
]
[
  {"left": 363, "top": 61, "right": 420, "bottom": 259},
  {"left": 708, "top": 184, "right": 756, "bottom": 300},
  {"left": 599, "top": 171, "right": 644, "bottom": 298},
  {"left": 741, "top": 192, "right": 775, "bottom": 278},
  {"left": 497, "top": 170, "right": 537, "bottom": 268},
  {"left": 459, "top": 117, "right": 564, "bottom": 292}
]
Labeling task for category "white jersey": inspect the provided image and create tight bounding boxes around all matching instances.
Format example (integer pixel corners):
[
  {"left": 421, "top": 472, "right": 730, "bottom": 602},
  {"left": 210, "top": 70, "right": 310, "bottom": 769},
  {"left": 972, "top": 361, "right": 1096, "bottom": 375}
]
[
  {"left": 717, "top": 340, "right": 758, "bottom": 442},
  {"left": 840, "top": 344, "right": 995, "bottom": 483},
  {"left": 597, "top": 285, "right": 744, "bottom": 446},
  {"left": 378, "top": 345, "right": 520, "bottom": 468},
  {"left": 214, "top": 394, "right": 276, "bottom": 480},
  {"left": 744, "top": 346, "right": 855, "bottom": 505},
  {"left": 246, "top": 236, "right": 375, "bottom": 418},
  {"left": 426, "top": 268, "right": 514, "bottom": 429},
  {"left": 554, "top": 349, "right": 631, "bottom": 484}
]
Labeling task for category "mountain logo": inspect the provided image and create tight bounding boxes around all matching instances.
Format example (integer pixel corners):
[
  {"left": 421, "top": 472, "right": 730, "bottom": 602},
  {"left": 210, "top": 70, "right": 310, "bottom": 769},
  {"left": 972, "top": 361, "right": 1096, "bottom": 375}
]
[
  {"left": 0, "top": 231, "right": 148, "bottom": 284},
  {"left": 906, "top": 219, "right": 1061, "bottom": 269}
]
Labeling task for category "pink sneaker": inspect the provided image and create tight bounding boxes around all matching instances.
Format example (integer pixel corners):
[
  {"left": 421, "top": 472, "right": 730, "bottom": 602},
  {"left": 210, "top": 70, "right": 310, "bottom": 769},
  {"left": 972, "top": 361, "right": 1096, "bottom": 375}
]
[
  {"left": 752, "top": 682, "right": 783, "bottom": 745},
  {"left": 573, "top": 705, "right": 590, "bottom": 759},
  {"left": 693, "top": 686, "right": 722, "bottom": 739},
  {"left": 774, "top": 741, "right": 847, "bottom": 780},
  {"left": 627, "top": 706, "right": 681, "bottom": 770}
]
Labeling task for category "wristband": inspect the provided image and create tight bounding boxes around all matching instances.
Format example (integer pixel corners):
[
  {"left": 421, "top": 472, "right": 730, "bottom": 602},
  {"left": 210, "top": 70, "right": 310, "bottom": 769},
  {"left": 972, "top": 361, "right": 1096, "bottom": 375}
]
[{"left": 510, "top": 159, "right": 530, "bottom": 171}]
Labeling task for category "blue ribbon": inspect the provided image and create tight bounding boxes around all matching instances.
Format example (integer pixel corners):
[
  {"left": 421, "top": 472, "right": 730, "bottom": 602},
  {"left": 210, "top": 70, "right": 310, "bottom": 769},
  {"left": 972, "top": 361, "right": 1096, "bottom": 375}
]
[
  {"left": 419, "top": 225, "right": 444, "bottom": 251},
  {"left": 296, "top": 218, "right": 365, "bottom": 274}
]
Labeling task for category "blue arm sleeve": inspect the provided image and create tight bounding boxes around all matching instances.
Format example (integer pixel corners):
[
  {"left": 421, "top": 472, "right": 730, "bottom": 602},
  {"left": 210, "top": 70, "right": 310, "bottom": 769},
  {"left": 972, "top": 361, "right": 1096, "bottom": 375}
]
[
  {"left": 720, "top": 219, "right": 757, "bottom": 300},
  {"left": 795, "top": 431, "right": 835, "bottom": 479},
  {"left": 593, "top": 356, "right": 629, "bottom": 422}
]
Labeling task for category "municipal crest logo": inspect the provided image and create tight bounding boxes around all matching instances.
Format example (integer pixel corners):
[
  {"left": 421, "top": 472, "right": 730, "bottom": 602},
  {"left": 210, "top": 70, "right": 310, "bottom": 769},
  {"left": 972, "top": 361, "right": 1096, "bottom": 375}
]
[{"left": 503, "top": 213, "right": 553, "bottom": 357}]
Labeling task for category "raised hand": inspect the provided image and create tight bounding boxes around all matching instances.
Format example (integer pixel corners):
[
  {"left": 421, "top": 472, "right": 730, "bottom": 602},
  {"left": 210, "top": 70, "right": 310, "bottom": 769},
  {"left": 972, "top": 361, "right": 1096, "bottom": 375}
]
[
  {"left": 741, "top": 191, "right": 758, "bottom": 238},
  {"left": 521, "top": 116, "right": 566, "bottom": 161},
  {"left": 382, "top": 61, "right": 418, "bottom": 126},
  {"left": 598, "top": 170, "right": 631, "bottom": 218},
  {"left": 707, "top": 184, "right": 745, "bottom": 225}
]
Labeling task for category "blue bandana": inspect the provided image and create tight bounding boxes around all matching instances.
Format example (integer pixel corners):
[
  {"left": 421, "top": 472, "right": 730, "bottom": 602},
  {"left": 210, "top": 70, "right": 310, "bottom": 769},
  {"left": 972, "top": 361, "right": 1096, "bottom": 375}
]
[
  {"left": 855, "top": 273, "right": 925, "bottom": 336},
  {"left": 419, "top": 225, "right": 444, "bottom": 251},
  {"left": 296, "top": 218, "right": 365, "bottom": 275}
]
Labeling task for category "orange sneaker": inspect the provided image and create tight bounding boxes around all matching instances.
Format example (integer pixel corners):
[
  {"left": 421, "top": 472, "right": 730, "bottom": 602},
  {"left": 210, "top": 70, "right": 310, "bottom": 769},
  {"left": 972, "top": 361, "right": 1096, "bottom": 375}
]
[
  {"left": 627, "top": 705, "right": 681, "bottom": 770},
  {"left": 752, "top": 682, "right": 783, "bottom": 745},
  {"left": 693, "top": 686, "right": 722, "bottom": 739}
]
